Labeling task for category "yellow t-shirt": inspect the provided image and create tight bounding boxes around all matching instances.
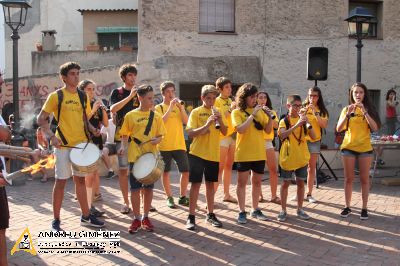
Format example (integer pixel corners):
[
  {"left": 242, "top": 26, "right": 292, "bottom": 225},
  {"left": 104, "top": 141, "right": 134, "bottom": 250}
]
[
  {"left": 119, "top": 109, "right": 166, "bottom": 163},
  {"left": 186, "top": 106, "right": 227, "bottom": 162},
  {"left": 214, "top": 96, "right": 235, "bottom": 138},
  {"left": 154, "top": 103, "right": 186, "bottom": 151},
  {"left": 278, "top": 116, "right": 310, "bottom": 171},
  {"left": 42, "top": 88, "right": 91, "bottom": 147},
  {"left": 263, "top": 110, "right": 278, "bottom": 140},
  {"left": 305, "top": 106, "right": 328, "bottom": 142},
  {"left": 232, "top": 108, "right": 269, "bottom": 162},
  {"left": 339, "top": 107, "right": 372, "bottom": 152}
]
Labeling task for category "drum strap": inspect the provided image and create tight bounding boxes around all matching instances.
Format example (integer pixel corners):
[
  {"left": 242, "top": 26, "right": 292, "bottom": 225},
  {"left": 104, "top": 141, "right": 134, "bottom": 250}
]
[
  {"left": 132, "top": 110, "right": 155, "bottom": 145},
  {"left": 144, "top": 110, "right": 155, "bottom": 136}
]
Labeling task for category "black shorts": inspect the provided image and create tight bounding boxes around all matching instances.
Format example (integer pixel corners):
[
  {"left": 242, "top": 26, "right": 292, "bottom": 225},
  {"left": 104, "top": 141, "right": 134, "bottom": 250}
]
[
  {"left": 188, "top": 154, "right": 219, "bottom": 183},
  {"left": 236, "top": 160, "right": 265, "bottom": 174},
  {"left": 160, "top": 150, "right": 189, "bottom": 173},
  {"left": 0, "top": 187, "right": 10, "bottom": 230}
]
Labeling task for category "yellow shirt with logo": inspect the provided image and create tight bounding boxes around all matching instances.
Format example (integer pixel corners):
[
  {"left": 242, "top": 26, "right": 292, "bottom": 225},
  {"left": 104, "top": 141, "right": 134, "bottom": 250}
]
[
  {"left": 305, "top": 106, "right": 328, "bottom": 142},
  {"left": 232, "top": 108, "right": 269, "bottom": 162},
  {"left": 278, "top": 116, "right": 310, "bottom": 171},
  {"left": 119, "top": 109, "right": 166, "bottom": 163},
  {"left": 339, "top": 107, "right": 372, "bottom": 153},
  {"left": 186, "top": 106, "right": 226, "bottom": 162},
  {"left": 263, "top": 110, "right": 278, "bottom": 141},
  {"left": 214, "top": 96, "right": 235, "bottom": 137},
  {"left": 42, "top": 88, "right": 91, "bottom": 147},
  {"left": 155, "top": 103, "right": 186, "bottom": 151}
]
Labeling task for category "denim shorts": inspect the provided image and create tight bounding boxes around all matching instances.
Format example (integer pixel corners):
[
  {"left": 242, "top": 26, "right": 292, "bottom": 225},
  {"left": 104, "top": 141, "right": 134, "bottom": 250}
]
[
  {"left": 280, "top": 165, "right": 308, "bottom": 181},
  {"left": 128, "top": 163, "right": 154, "bottom": 191},
  {"left": 307, "top": 141, "right": 321, "bottom": 154},
  {"left": 116, "top": 142, "right": 129, "bottom": 169},
  {"left": 341, "top": 149, "right": 373, "bottom": 158}
]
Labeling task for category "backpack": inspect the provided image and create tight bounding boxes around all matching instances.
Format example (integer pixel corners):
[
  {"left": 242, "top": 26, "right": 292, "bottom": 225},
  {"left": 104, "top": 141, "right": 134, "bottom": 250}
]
[
  {"left": 277, "top": 114, "right": 307, "bottom": 175},
  {"left": 55, "top": 89, "right": 89, "bottom": 145},
  {"left": 334, "top": 107, "right": 349, "bottom": 146}
]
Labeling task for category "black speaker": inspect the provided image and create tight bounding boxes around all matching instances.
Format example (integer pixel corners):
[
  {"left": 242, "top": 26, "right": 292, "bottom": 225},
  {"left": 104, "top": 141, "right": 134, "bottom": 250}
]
[{"left": 307, "top": 47, "right": 328, "bottom": 81}]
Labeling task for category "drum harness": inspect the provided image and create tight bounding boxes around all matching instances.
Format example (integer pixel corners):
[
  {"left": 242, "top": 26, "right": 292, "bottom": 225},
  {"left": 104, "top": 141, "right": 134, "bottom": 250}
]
[
  {"left": 132, "top": 111, "right": 155, "bottom": 147},
  {"left": 54, "top": 89, "right": 91, "bottom": 150}
]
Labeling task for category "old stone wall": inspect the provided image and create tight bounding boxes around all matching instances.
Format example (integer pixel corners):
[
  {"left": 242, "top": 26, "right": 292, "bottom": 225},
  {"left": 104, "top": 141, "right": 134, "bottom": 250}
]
[{"left": 138, "top": 0, "right": 400, "bottom": 147}]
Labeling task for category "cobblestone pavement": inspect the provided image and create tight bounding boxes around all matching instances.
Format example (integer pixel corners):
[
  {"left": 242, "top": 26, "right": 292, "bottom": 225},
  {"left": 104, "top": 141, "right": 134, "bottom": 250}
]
[{"left": 4, "top": 170, "right": 400, "bottom": 266}]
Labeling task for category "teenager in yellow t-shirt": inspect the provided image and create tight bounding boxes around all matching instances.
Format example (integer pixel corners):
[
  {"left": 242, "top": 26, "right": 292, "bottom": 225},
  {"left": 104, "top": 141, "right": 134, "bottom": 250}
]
[
  {"left": 277, "top": 95, "right": 316, "bottom": 222},
  {"left": 155, "top": 81, "right": 189, "bottom": 208},
  {"left": 37, "top": 62, "right": 104, "bottom": 231},
  {"left": 119, "top": 84, "right": 166, "bottom": 233},
  {"left": 256, "top": 91, "right": 280, "bottom": 204},
  {"left": 336, "top": 83, "right": 380, "bottom": 220},
  {"left": 214, "top": 77, "right": 237, "bottom": 203},
  {"left": 185, "top": 85, "right": 227, "bottom": 231},
  {"left": 232, "top": 83, "right": 273, "bottom": 224},
  {"left": 301, "top": 86, "right": 329, "bottom": 204}
]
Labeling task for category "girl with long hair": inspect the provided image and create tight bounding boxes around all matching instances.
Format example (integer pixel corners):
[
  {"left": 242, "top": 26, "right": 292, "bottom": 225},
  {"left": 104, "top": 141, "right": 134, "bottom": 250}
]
[
  {"left": 256, "top": 91, "right": 280, "bottom": 204},
  {"left": 336, "top": 82, "right": 380, "bottom": 220},
  {"left": 232, "top": 83, "right": 273, "bottom": 224},
  {"left": 302, "top": 86, "right": 329, "bottom": 203}
]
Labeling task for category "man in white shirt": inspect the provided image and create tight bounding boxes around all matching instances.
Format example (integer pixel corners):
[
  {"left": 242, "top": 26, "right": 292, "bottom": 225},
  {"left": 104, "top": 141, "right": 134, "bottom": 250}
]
[{"left": 100, "top": 112, "right": 117, "bottom": 179}]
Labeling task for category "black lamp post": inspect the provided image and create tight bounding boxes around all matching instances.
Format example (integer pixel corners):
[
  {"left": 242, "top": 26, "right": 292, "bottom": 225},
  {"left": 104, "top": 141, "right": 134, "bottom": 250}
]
[
  {"left": 345, "top": 7, "right": 375, "bottom": 83},
  {"left": 1, "top": 0, "right": 31, "bottom": 178},
  {"left": 0, "top": 0, "right": 31, "bottom": 129}
]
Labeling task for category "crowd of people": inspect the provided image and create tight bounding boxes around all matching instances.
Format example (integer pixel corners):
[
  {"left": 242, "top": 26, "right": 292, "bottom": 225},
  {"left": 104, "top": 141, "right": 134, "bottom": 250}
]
[{"left": 0, "top": 60, "right": 395, "bottom": 262}]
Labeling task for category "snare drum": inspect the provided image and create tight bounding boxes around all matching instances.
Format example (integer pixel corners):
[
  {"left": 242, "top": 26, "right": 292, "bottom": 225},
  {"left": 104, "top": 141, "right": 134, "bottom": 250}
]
[
  {"left": 133, "top": 153, "right": 164, "bottom": 185},
  {"left": 69, "top": 142, "right": 100, "bottom": 174}
]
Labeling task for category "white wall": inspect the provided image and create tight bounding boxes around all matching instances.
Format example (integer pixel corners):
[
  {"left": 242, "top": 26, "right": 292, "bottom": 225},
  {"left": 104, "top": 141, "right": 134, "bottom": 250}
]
[{"left": 4, "top": 0, "right": 137, "bottom": 78}]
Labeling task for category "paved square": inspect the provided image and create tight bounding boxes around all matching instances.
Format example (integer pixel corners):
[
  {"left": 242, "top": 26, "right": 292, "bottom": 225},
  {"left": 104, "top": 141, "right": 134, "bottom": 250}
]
[{"left": 4, "top": 171, "right": 400, "bottom": 266}]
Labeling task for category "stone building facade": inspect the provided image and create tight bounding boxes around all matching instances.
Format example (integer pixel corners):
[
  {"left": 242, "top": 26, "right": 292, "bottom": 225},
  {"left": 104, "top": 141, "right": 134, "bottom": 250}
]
[{"left": 137, "top": 0, "right": 400, "bottom": 146}]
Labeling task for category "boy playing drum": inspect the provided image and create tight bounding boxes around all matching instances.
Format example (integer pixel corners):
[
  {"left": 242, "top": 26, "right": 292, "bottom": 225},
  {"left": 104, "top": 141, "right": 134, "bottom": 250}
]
[{"left": 118, "top": 85, "right": 166, "bottom": 233}]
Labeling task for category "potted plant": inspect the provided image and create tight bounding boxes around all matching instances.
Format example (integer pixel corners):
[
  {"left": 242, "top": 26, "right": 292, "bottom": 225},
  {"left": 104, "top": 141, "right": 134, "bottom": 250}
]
[
  {"left": 36, "top": 42, "right": 43, "bottom": 52},
  {"left": 119, "top": 41, "right": 133, "bottom": 52},
  {"left": 86, "top": 41, "right": 99, "bottom": 51}
]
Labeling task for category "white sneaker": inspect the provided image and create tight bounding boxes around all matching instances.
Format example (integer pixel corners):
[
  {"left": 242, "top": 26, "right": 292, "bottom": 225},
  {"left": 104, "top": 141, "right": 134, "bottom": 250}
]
[
  {"left": 290, "top": 195, "right": 297, "bottom": 202},
  {"left": 120, "top": 204, "right": 131, "bottom": 214},
  {"left": 306, "top": 195, "right": 317, "bottom": 203}
]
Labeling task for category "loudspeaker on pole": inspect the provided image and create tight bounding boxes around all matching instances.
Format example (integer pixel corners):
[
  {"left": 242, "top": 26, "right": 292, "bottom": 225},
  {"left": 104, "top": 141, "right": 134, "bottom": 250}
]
[{"left": 307, "top": 47, "right": 328, "bottom": 81}]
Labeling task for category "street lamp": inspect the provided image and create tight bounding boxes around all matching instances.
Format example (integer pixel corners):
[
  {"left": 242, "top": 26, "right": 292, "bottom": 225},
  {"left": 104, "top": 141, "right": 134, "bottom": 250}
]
[
  {"left": 345, "top": 7, "right": 375, "bottom": 82},
  {"left": 0, "top": 0, "right": 31, "bottom": 178},
  {"left": 0, "top": 0, "right": 31, "bottom": 129}
]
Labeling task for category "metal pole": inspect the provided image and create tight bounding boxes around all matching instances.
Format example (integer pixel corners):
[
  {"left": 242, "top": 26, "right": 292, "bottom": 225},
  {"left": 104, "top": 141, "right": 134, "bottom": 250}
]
[
  {"left": 11, "top": 29, "right": 20, "bottom": 129},
  {"left": 355, "top": 22, "right": 363, "bottom": 83}
]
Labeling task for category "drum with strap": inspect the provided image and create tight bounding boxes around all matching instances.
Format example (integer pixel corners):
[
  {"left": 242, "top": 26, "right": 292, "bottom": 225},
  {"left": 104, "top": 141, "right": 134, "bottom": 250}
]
[
  {"left": 69, "top": 142, "right": 100, "bottom": 174},
  {"left": 133, "top": 153, "right": 164, "bottom": 185}
]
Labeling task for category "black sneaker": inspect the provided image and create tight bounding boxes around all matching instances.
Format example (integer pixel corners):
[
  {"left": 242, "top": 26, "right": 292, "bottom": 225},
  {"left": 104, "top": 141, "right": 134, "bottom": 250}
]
[
  {"left": 340, "top": 207, "right": 352, "bottom": 218},
  {"left": 81, "top": 214, "right": 105, "bottom": 228},
  {"left": 205, "top": 213, "right": 223, "bottom": 228},
  {"left": 90, "top": 206, "right": 105, "bottom": 217},
  {"left": 186, "top": 215, "right": 196, "bottom": 230},
  {"left": 106, "top": 170, "right": 115, "bottom": 180},
  {"left": 51, "top": 219, "right": 63, "bottom": 232},
  {"left": 360, "top": 209, "right": 369, "bottom": 220}
]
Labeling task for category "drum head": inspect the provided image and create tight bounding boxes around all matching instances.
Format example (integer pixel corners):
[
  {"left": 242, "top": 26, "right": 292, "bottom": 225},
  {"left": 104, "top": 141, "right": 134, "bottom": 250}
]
[
  {"left": 133, "top": 153, "right": 156, "bottom": 179},
  {"left": 69, "top": 142, "right": 100, "bottom": 166}
]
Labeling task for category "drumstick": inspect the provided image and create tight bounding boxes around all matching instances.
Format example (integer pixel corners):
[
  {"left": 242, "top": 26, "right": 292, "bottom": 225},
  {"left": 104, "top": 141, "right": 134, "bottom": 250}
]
[
  {"left": 60, "top": 145, "right": 84, "bottom": 149},
  {"left": 139, "top": 135, "right": 163, "bottom": 146}
]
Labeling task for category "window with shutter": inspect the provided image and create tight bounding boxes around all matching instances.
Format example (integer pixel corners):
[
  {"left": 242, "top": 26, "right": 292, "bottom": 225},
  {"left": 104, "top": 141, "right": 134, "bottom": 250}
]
[{"left": 199, "top": 0, "right": 235, "bottom": 33}]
